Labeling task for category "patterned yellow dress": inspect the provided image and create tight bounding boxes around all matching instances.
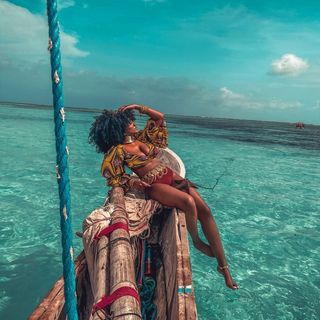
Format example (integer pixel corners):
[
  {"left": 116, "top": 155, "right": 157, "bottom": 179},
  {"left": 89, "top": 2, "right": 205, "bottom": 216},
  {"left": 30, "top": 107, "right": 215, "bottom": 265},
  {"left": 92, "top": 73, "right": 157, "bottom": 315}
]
[{"left": 101, "top": 119, "right": 168, "bottom": 189}]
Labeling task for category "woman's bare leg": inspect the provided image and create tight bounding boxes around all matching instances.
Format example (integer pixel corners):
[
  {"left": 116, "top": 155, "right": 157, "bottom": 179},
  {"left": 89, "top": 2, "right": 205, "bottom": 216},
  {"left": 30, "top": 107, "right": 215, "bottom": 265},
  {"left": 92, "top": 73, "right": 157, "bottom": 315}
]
[
  {"left": 187, "top": 185, "right": 238, "bottom": 289},
  {"left": 170, "top": 172, "right": 238, "bottom": 289},
  {"left": 146, "top": 183, "right": 214, "bottom": 257},
  {"left": 188, "top": 187, "right": 226, "bottom": 264}
]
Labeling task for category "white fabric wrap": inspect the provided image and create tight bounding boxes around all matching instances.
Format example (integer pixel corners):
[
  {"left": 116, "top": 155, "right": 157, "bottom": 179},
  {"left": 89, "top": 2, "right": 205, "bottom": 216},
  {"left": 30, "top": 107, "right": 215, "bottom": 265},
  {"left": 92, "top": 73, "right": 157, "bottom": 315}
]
[
  {"left": 82, "top": 205, "right": 113, "bottom": 304},
  {"left": 82, "top": 195, "right": 162, "bottom": 303}
]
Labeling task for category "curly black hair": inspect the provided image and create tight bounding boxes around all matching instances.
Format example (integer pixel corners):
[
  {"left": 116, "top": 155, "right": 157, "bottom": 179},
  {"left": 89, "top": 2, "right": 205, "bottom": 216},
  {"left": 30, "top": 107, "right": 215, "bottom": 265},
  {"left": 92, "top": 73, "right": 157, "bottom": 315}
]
[{"left": 88, "top": 109, "right": 135, "bottom": 153}]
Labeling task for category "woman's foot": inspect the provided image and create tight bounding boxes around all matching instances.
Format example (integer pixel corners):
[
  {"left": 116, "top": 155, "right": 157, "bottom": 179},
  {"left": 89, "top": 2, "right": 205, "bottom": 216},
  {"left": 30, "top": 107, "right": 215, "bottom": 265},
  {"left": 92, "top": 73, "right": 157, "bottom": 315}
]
[
  {"left": 217, "top": 265, "right": 238, "bottom": 290},
  {"left": 192, "top": 238, "right": 215, "bottom": 257}
]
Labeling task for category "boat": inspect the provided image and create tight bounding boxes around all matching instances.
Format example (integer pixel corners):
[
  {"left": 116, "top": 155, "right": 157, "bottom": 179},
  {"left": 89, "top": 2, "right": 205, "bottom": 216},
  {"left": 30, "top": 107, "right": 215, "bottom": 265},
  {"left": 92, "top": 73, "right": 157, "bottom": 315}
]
[
  {"left": 295, "top": 122, "right": 305, "bottom": 129},
  {"left": 29, "top": 148, "right": 198, "bottom": 320}
]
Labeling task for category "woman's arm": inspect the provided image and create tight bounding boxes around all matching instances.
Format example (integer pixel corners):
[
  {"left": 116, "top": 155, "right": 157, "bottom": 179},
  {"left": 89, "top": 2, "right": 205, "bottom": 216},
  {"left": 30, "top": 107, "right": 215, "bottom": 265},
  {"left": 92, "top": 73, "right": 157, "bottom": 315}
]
[
  {"left": 139, "top": 105, "right": 164, "bottom": 123},
  {"left": 119, "top": 103, "right": 168, "bottom": 147},
  {"left": 119, "top": 104, "right": 164, "bottom": 123},
  {"left": 101, "top": 145, "right": 128, "bottom": 188}
]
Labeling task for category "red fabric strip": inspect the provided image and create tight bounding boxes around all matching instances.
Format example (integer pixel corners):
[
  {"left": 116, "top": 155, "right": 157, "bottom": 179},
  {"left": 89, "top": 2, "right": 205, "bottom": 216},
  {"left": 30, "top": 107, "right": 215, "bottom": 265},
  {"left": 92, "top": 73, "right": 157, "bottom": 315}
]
[
  {"left": 92, "top": 286, "right": 140, "bottom": 314},
  {"left": 94, "top": 222, "right": 129, "bottom": 240}
]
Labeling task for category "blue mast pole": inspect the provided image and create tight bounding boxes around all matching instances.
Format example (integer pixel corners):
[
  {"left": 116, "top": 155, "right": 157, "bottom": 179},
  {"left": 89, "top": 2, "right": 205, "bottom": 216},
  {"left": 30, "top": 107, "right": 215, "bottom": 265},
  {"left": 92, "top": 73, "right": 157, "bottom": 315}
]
[{"left": 46, "top": 1, "right": 78, "bottom": 319}]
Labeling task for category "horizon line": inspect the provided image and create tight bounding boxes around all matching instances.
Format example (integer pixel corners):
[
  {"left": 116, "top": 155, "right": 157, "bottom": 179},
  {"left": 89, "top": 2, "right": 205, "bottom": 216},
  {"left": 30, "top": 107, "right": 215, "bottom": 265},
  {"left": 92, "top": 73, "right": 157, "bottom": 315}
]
[{"left": 0, "top": 100, "right": 317, "bottom": 126}]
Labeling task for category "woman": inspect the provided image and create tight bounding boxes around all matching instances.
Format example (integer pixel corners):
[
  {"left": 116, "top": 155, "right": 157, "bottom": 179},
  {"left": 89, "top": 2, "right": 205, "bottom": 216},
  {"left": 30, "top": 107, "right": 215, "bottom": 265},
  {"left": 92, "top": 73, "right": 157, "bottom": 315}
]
[{"left": 89, "top": 104, "right": 238, "bottom": 290}]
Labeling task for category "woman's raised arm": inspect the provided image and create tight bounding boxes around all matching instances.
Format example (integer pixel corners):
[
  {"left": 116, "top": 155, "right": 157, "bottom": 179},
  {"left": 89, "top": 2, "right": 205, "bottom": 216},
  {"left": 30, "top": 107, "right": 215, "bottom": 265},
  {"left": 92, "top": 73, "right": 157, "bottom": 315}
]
[{"left": 119, "top": 104, "right": 164, "bottom": 124}]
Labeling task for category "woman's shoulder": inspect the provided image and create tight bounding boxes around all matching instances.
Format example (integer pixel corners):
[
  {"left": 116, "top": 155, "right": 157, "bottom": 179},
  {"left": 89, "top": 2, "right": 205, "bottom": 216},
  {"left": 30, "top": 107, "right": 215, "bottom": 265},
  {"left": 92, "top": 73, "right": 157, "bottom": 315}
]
[
  {"left": 101, "top": 144, "right": 125, "bottom": 175},
  {"left": 103, "top": 144, "right": 125, "bottom": 159}
]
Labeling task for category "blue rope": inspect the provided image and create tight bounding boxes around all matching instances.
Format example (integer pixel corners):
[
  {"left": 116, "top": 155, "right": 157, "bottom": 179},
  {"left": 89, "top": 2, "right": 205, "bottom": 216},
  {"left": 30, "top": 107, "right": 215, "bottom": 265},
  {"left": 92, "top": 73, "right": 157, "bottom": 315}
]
[
  {"left": 139, "top": 242, "right": 157, "bottom": 320},
  {"left": 140, "top": 277, "right": 157, "bottom": 320},
  {"left": 46, "top": 1, "right": 78, "bottom": 319}
]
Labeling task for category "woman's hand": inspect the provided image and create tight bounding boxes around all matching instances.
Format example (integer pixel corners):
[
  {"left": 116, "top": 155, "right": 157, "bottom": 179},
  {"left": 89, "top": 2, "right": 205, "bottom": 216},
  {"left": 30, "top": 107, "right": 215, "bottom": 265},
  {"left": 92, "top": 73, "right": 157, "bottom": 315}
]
[
  {"left": 129, "top": 178, "right": 151, "bottom": 190},
  {"left": 118, "top": 104, "right": 164, "bottom": 123},
  {"left": 118, "top": 104, "right": 141, "bottom": 112}
]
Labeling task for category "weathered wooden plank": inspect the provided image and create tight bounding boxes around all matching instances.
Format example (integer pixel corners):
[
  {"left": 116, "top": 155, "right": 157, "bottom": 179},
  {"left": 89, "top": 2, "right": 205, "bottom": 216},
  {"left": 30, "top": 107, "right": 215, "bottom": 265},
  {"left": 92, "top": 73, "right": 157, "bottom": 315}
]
[
  {"left": 29, "top": 211, "right": 198, "bottom": 320},
  {"left": 157, "top": 209, "right": 178, "bottom": 320},
  {"left": 28, "top": 278, "right": 64, "bottom": 320},
  {"left": 178, "top": 211, "right": 198, "bottom": 320},
  {"left": 176, "top": 209, "right": 186, "bottom": 319},
  {"left": 29, "top": 251, "right": 86, "bottom": 320},
  {"left": 109, "top": 187, "right": 141, "bottom": 320}
]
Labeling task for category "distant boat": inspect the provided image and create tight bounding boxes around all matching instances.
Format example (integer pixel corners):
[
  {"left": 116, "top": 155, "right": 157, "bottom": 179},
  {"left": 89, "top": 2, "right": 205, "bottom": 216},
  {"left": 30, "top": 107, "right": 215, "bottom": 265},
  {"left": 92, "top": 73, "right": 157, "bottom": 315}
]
[{"left": 295, "top": 122, "right": 305, "bottom": 129}]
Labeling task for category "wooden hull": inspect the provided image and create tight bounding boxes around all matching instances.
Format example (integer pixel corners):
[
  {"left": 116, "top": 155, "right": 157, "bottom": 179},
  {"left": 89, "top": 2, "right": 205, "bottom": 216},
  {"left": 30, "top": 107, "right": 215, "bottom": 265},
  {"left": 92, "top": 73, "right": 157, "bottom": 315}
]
[
  {"left": 29, "top": 209, "right": 197, "bottom": 319},
  {"left": 29, "top": 148, "right": 197, "bottom": 319}
]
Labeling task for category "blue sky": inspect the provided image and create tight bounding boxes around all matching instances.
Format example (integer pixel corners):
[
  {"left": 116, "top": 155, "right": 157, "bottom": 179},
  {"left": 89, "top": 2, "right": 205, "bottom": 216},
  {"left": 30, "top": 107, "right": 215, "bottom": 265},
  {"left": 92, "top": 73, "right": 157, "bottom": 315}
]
[{"left": 0, "top": 0, "right": 320, "bottom": 123}]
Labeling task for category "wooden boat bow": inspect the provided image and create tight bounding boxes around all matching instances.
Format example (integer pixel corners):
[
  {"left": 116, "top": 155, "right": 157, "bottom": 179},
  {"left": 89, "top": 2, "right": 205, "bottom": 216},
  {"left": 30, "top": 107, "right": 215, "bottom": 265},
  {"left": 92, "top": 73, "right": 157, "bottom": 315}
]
[{"left": 29, "top": 148, "right": 197, "bottom": 320}]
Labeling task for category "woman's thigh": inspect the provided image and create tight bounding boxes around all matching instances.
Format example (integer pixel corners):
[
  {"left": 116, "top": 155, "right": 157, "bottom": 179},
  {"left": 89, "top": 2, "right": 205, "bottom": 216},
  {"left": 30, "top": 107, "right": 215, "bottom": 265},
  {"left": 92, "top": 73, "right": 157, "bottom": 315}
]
[
  {"left": 189, "top": 187, "right": 212, "bottom": 220},
  {"left": 146, "top": 183, "right": 194, "bottom": 212},
  {"left": 171, "top": 172, "right": 211, "bottom": 218}
]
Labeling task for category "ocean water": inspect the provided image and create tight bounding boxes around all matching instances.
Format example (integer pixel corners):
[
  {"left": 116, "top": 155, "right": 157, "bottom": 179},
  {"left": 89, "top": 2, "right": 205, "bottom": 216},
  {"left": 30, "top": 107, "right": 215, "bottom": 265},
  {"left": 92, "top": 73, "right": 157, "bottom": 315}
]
[{"left": 0, "top": 103, "right": 319, "bottom": 319}]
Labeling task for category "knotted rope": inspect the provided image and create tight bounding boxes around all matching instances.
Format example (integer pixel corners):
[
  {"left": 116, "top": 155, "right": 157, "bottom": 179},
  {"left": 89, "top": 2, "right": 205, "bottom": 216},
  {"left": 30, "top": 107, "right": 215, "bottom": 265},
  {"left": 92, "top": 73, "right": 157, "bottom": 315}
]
[
  {"left": 46, "top": 1, "right": 78, "bottom": 319},
  {"left": 137, "top": 240, "right": 157, "bottom": 320}
]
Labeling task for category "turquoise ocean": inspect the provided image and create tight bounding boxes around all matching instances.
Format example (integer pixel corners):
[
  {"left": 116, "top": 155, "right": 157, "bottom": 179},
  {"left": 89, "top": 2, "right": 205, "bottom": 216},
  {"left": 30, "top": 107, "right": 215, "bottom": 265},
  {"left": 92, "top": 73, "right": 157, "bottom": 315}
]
[{"left": 0, "top": 103, "right": 319, "bottom": 319}]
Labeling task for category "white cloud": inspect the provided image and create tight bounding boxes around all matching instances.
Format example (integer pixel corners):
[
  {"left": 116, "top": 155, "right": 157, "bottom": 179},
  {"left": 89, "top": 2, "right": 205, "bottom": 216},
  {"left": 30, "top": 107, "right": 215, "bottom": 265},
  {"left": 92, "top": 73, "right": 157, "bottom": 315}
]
[
  {"left": 219, "top": 87, "right": 262, "bottom": 109},
  {"left": 220, "top": 87, "right": 245, "bottom": 100},
  {"left": 271, "top": 54, "right": 309, "bottom": 75},
  {"left": 0, "top": 1, "right": 89, "bottom": 63},
  {"left": 58, "top": 0, "right": 75, "bottom": 10},
  {"left": 0, "top": 57, "right": 307, "bottom": 121},
  {"left": 219, "top": 87, "right": 301, "bottom": 110},
  {"left": 268, "top": 99, "right": 302, "bottom": 110},
  {"left": 60, "top": 32, "right": 89, "bottom": 58}
]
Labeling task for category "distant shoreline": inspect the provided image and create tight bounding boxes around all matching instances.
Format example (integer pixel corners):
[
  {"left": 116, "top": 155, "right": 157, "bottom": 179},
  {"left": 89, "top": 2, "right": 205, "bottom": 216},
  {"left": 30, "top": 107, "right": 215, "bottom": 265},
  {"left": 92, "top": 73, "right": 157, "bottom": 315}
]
[
  {"left": 0, "top": 101, "right": 104, "bottom": 114},
  {"left": 0, "top": 100, "right": 317, "bottom": 126}
]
